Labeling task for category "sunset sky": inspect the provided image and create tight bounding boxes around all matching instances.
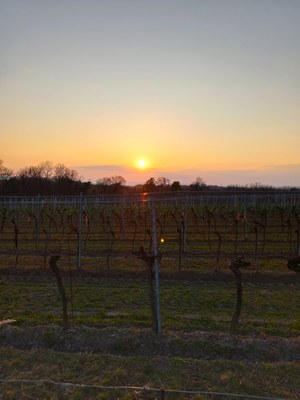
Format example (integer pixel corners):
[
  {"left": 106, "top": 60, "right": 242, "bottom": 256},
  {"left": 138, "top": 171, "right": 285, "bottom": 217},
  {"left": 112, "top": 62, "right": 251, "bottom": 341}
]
[{"left": 1, "top": 0, "right": 299, "bottom": 186}]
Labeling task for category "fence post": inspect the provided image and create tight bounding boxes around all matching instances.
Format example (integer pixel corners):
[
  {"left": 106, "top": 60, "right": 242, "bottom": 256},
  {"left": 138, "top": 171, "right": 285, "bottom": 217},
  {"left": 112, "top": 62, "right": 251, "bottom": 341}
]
[
  {"left": 36, "top": 193, "right": 41, "bottom": 248},
  {"left": 77, "top": 192, "right": 83, "bottom": 269},
  {"left": 183, "top": 195, "right": 188, "bottom": 252},
  {"left": 151, "top": 202, "right": 162, "bottom": 334}
]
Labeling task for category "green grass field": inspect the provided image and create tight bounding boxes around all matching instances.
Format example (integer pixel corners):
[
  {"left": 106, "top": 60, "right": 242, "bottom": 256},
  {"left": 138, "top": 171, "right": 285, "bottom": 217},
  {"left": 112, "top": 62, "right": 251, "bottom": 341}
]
[
  {"left": 1, "top": 202, "right": 300, "bottom": 399},
  {"left": 1, "top": 272, "right": 300, "bottom": 399}
]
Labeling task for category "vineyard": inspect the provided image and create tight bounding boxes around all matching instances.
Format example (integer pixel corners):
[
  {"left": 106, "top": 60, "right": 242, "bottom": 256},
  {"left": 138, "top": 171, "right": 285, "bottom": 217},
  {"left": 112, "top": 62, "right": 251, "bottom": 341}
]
[
  {"left": 0, "top": 192, "right": 300, "bottom": 272},
  {"left": 1, "top": 192, "right": 300, "bottom": 399}
]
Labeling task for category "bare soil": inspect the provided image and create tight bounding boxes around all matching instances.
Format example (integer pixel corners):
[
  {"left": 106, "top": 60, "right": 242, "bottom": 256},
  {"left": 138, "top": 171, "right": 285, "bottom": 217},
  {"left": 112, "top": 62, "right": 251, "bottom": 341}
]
[{"left": 1, "top": 324, "right": 299, "bottom": 363}]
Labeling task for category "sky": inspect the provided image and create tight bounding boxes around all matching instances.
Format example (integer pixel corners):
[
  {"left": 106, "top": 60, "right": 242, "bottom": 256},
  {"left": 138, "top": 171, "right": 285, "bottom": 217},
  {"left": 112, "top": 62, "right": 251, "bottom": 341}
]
[{"left": 1, "top": 0, "right": 299, "bottom": 187}]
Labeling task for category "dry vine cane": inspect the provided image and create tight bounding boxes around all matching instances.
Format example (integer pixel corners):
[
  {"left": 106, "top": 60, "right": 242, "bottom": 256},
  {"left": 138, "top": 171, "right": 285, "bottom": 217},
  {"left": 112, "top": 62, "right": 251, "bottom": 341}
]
[
  {"left": 229, "top": 257, "right": 250, "bottom": 333},
  {"left": 49, "top": 254, "right": 69, "bottom": 331}
]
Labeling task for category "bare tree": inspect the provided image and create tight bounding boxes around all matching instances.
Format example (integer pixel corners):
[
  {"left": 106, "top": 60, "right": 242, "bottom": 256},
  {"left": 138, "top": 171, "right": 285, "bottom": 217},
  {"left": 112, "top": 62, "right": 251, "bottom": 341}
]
[
  {"left": 190, "top": 177, "right": 206, "bottom": 191},
  {"left": 39, "top": 161, "right": 54, "bottom": 179},
  {"left": 156, "top": 177, "right": 170, "bottom": 190},
  {"left": 170, "top": 181, "right": 181, "bottom": 191},
  {"left": 54, "top": 163, "right": 79, "bottom": 181},
  {"left": 0, "top": 160, "right": 13, "bottom": 180},
  {"left": 143, "top": 177, "right": 157, "bottom": 192},
  {"left": 96, "top": 176, "right": 126, "bottom": 193},
  {"left": 16, "top": 162, "right": 82, "bottom": 194},
  {"left": 18, "top": 165, "right": 43, "bottom": 179}
]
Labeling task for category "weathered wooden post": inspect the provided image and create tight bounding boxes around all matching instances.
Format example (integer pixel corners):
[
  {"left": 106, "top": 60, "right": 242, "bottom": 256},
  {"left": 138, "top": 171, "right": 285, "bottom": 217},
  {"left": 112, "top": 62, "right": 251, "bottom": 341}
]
[
  {"left": 134, "top": 202, "right": 162, "bottom": 334},
  {"left": 151, "top": 203, "right": 162, "bottom": 334},
  {"left": 77, "top": 192, "right": 83, "bottom": 269},
  {"left": 49, "top": 254, "right": 69, "bottom": 331},
  {"left": 135, "top": 246, "right": 159, "bottom": 333},
  {"left": 177, "top": 228, "right": 183, "bottom": 272},
  {"left": 229, "top": 257, "right": 250, "bottom": 333},
  {"left": 215, "top": 231, "right": 222, "bottom": 272},
  {"left": 296, "top": 228, "right": 300, "bottom": 255},
  {"left": 11, "top": 217, "right": 19, "bottom": 269},
  {"left": 131, "top": 220, "right": 137, "bottom": 252}
]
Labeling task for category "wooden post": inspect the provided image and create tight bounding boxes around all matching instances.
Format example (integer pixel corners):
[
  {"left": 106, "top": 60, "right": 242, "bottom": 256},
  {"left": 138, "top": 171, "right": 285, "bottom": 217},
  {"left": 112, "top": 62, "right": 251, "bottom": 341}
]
[
  {"left": 177, "top": 228, "right": 182, "bottom": 272},
  {"left": 11, "top": 218, "right": 19, "bottom": 269},
  {"left": 296, "top": 229, "right": 300, "bottom": 255},
  {"left": 229, "top": 257, "right": 250, "bottom": 333},
  {"left": 131, "top": 220, "right": 137, "bottom": 252},
  {"left": 77, "top": 192, "right": 83, "bottom": 269},
  {"left": 151, "top": 203, "right": 162, "bottom": 334},
  {"left": 49, "top": 255, "right": 69, "bottom": 330},
  {"left": 135, "top": 246, "right": 158, "bottom": 333},
  {"left": 182, "top": 196, "right": 188, "bottom": 252},
  {"left": 36, "top": 194, "right": 41, "bottom": 248},
  {"left": 254, "top": 226, "right": 259, "bottom": 272},
  {"left": 243, "top": 206, "right": 247, "bottom": 240},
  {"left": 215, "top": 231, "right": 222, "bottom": 272}
]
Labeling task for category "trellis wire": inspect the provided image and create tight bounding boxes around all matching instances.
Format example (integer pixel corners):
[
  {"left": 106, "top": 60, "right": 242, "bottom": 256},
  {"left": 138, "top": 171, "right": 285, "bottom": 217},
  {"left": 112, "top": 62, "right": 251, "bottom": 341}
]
[
  {"left": 0, "top": 191, "right": 299, "bottom": 208},
  {"left": 0, "top": 379, "right": 286, "bottom": 400},
  {"left": 1, "top": 192, "right": 299, "bottom": 269}
]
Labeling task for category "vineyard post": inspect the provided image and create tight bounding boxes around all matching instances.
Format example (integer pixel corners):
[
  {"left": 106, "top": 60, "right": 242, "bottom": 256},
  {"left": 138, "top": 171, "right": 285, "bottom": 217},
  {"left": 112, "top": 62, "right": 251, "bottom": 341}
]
[
  {"left": 229, "top": 257, "right": 250, "bottom": 333},
  {"left": 11, "top": 217, "right": 19, "bottom": 269},
  {"left": 77, "top": 192, "right": 83, "bottom": 269},
  {"left": 254, "top": 226, "right": 259, "bottom": 272},
  {"left": 183, "top": 195, "right": 188, "bottom": 252},
  {"left": 151, "top": 202, "right": 162, "bottom": 334},
  {"left": 297, "top": 229, "right": 300, "bottom": 255},
  {"left": 243, "top": 205, "right": 248, "bottom": 239},
  {"left": 36, "top": 194, "right": 41, "bottom": 248},
  {"left": 49, "top": 255, "right": 69, "bottom": 330}
]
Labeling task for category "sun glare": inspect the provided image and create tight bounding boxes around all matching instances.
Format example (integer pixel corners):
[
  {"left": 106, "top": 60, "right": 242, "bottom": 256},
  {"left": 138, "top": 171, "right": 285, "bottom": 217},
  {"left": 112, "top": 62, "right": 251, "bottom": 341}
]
[{"left": 138, "top": 159, "right": 147, "bottom": 169}]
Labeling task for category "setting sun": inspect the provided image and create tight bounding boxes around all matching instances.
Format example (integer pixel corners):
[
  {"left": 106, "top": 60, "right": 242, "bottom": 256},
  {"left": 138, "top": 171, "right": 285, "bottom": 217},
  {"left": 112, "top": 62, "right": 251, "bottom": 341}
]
[{"left": 138, "top": 159, "right": 147, "bottom": 169}]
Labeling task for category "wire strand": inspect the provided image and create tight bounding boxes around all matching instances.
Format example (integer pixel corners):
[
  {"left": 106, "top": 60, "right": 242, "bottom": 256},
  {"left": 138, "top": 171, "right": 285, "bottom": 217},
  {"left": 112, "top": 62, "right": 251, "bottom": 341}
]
[{"left": 0, "top": 379, "right": 286, "bottom": 400}]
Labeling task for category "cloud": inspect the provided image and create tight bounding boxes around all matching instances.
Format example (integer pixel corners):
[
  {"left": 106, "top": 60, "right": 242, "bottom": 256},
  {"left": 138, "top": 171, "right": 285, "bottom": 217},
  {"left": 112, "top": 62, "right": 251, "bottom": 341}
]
[
  {"left": 75, "top": 164, "right": 131, "bottom": 172},
  {"left": 263, "top": 163, "right": 300, "bottom": 171},
  {"left": 76, "top": 164, "right": 161, "bottom": 172}
]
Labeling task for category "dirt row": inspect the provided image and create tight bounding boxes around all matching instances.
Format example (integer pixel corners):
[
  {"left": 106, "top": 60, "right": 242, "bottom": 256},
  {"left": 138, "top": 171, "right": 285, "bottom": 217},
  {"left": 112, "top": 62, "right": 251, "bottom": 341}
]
[
  {"left": 1, "top": 325, "right": 299, "bottom": 362},
  {"left": 1, "top": 266, "right": 300, "bottom": 284}
]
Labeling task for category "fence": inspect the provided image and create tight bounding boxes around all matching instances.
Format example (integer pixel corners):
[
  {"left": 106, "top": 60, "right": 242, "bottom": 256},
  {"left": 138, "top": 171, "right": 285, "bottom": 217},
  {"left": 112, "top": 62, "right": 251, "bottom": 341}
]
[{"left": 0, "top": 190, "right": 300, "bottom": 208}]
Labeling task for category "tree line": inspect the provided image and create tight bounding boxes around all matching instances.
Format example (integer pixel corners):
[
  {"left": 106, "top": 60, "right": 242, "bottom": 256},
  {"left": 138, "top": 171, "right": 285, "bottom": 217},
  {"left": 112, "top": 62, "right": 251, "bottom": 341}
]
[
  {"left": 1, "top": 160, "right": 297, "bottom": 196},
  {"left": 0, "top": 160, "right": 210, "bottom": 196},
  {"left": 0, "top": 160, "right": 88, "bottom": 195}
]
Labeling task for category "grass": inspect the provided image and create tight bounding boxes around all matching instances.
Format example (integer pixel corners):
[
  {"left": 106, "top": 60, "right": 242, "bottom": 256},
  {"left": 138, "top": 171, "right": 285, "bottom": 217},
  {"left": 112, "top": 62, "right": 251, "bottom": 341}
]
[
  {"left": 1, "top": 347, "right": 299, "bottom": 399},
  {"left": 1, "top": 203, "right": 300, "bottom": 399},
  {"left": 1, "top": 277, "right": 299, "bottom": 336},
  {"left": 0, "top": 275, "right": 300, "bottom": 400},
  {"left": 1, "top": 275, "right": 299, "bottom": 398}
]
